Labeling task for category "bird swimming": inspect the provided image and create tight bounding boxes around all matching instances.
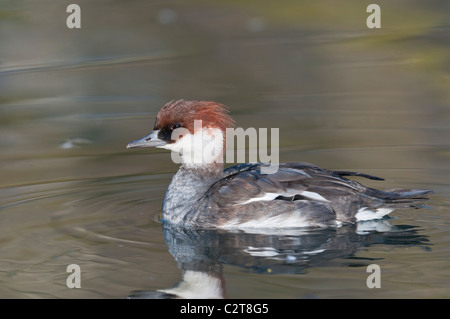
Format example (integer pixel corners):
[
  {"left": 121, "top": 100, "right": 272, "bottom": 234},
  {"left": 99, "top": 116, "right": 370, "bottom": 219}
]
[{"left": 127, "top": 99, "right": 432, "bottom": 229}]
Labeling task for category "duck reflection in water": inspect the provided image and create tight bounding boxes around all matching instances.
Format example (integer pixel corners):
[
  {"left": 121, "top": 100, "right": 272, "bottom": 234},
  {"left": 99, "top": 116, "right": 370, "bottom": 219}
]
[{"left": 129, "top": 219, "right": 430, "bottom": 299}]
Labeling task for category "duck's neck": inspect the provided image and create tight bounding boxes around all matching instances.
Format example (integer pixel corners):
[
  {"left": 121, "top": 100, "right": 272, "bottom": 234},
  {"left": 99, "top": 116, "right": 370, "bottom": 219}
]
[{"left": 162, "top": 162, "right": 224, "bottom": 224}]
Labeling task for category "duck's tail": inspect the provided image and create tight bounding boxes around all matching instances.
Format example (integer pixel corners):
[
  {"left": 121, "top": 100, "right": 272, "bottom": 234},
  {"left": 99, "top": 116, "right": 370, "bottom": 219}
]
[
  {"left": 355, "top": 188, "right": 433, "bottom": 222},
  {"left": 376, "top": 188, "right": 433, "bottom": 207}
]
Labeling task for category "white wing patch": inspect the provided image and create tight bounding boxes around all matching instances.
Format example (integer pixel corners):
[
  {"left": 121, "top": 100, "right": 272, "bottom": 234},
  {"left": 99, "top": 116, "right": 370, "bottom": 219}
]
[
  {"left": 237, "top": 190, "right": 328, "bottom": 206},
  {"left": 238, "top": 192, "right": 280, "bottom": 205},
  {"left": 298, "top": 190, "right": 328, "bottom": 202}
]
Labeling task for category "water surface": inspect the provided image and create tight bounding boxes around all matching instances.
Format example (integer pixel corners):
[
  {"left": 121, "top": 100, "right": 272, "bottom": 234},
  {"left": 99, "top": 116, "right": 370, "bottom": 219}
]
[{"left": 0, "top": 1, "right": 449, "bottom": 298}]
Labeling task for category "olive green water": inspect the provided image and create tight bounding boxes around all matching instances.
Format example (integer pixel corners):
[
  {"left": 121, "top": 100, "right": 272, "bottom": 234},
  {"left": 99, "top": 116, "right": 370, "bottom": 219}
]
[{"left": 0, "top": 1, "right": 449, "bottom": 298}]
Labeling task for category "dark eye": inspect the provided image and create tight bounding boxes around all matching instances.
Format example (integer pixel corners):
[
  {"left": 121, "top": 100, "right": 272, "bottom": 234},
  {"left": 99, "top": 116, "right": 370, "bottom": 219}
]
[{"left": 171, "top": 123, "right": 182, "bottom": 130}]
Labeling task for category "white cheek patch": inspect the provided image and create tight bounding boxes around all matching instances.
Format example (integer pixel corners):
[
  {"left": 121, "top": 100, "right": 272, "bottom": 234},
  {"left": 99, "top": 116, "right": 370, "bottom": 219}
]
[
  {"left": 162, "top": 125, "right": 224, "bottom": 166},
  {"left": 159, "top": 127, "right": 190, "bottom": 152},
  {"left": 298, "top": 191, "right": 328, "bottom": 202},
  {"left": 201, "top": 128, "right": 224, "bottom": 163}
]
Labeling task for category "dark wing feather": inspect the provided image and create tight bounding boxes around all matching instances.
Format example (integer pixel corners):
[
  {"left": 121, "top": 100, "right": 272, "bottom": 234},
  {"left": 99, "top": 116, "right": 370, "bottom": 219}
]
[
  {"left": 212, "top": 163, "right": 317, "bottom": 207},
  {"left": 333, "top": 171, "right": 385, "bottom": 181},
  {"left": 202, "top": 162, "right": 431, "bottom": 224}
]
